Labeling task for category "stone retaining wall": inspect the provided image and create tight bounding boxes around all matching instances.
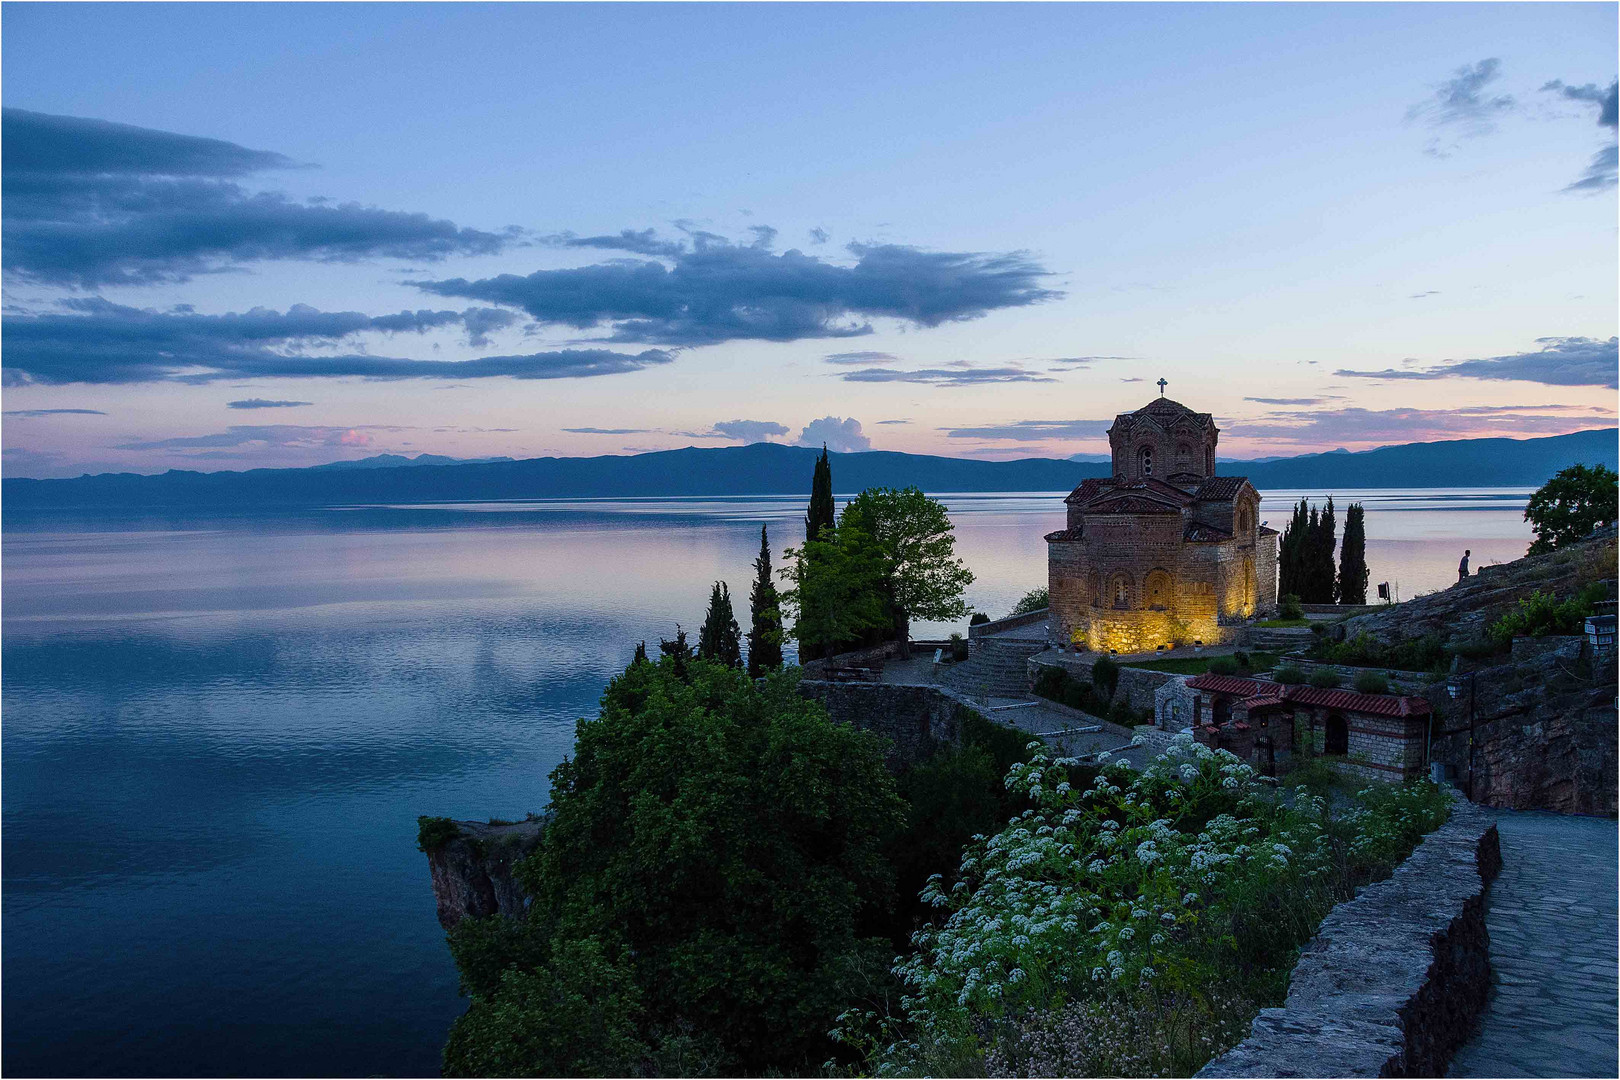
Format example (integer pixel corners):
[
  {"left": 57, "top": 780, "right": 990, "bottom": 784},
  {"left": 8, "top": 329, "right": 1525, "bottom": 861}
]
[
  {"left": 797, "top": 680, "right": 967, "bottom": 769},
  {"left": 1029, "top": 651, "right": 1179, "bottom": 713},
  {"left": 1198, "top": 796, "right": 1501, "bottom": 1078},
  {"left": 968, "top": 606, "right": 1049, "bottom": 640}
]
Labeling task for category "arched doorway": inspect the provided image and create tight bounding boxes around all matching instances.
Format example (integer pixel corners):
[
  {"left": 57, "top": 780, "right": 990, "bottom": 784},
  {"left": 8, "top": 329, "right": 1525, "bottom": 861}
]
[
  {"left": 1144, "top": 569, "right": 1173, "bottom": 610},
  {"left": 1325, "top": 713, "right": 1348, "bottom": 756}
]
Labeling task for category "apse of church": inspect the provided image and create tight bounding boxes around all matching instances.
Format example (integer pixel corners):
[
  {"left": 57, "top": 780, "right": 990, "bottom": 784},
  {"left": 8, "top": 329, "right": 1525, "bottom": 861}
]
[{"left": 1046, "top": 393, "right": 1279, "bottom": 653}]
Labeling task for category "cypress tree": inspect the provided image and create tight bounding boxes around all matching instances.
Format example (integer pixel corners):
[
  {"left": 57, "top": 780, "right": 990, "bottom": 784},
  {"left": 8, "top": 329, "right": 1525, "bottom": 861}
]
[
  {"left": 633, "top": 640, "right": 648, "bottom": 664},
  {"left": 1316, "top": 496, "right": 1338, "bottom": 603},
  {"left": 1302, "top": 505, "right": 1325, "bottom": 603},
  {"left": 698, "top": 582, "right": 743, "bottom": 668},
  {"left": 1339, "top": 502, "right": 1368, "bottom": 604},
  {"left": 1278, "top": 498, "right": 1309, "bottom": 598},
  {"left": 659, "top": 625, "right": 693, "bottom": 681},
  {"left": 747, "top": 525, "right": 783, "bottom": 677},
  {"left": 806, "top": 445, "right": 835, "bottom": 541}
]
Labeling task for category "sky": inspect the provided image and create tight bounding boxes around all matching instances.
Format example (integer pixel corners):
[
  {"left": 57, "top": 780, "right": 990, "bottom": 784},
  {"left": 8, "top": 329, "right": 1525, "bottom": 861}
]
[{"left": 2, "top": 1, "right": 1616, "bottom": 478}]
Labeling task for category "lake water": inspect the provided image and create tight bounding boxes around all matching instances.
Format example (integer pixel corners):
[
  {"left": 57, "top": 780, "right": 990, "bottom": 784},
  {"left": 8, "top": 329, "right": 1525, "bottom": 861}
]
[{"left": 1, "top": 489, "right": 1535, "bottom": 1076}]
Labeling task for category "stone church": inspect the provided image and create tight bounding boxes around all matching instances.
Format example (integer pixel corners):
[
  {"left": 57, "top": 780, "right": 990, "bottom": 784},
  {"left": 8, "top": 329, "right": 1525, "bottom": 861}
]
[{"left": 1046, "top": 392, "right": 1278, "bottom": 653}]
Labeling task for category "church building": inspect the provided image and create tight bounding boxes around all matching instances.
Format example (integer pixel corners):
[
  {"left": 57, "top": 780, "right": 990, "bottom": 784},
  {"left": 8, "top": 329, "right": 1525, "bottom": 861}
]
[{"left": 1046, "top": 390, "right": 1278, "bottom": 653}]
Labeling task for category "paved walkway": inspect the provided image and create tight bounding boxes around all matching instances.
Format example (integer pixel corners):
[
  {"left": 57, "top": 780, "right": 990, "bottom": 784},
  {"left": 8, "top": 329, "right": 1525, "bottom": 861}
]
[{"left": 1449, "top": 810, "right": 1619, "bottom": 1079}]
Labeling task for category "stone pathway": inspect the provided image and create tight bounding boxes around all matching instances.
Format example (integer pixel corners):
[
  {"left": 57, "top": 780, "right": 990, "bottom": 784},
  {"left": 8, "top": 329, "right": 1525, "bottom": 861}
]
[{"left": 1449, "top": 810, "right": 1619, "bottom": 1079}]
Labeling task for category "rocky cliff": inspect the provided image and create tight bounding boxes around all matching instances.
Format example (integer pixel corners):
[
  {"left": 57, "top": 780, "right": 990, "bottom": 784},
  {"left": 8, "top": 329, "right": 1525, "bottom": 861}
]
[
  {"left": 1336, "top": 534, "right": 1616, "bottom": 815},
  {"left": 420, "top": 817, "right": 545, "bottom": 930}
]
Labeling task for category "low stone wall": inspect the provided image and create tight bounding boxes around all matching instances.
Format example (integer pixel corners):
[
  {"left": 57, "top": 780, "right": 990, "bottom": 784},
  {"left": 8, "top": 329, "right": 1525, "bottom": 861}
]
[
  {"left": 800, "top": 639, "right": 907, "bottom": 680},
  {"left": 1283, "top": 657, "right": 1437, "bottom": 696},
  {"left": 1030, "top": 651, "right": 1180, "bottom": 713},
  {"left": 969, "top": 606, "right": 1049, "bottom": 640},
  {"left": 797, "top": 680, "right": 967, "bottom": 769},
  {"left": 1198, "top": 796, "right": 1502, "bottom": 1078}
]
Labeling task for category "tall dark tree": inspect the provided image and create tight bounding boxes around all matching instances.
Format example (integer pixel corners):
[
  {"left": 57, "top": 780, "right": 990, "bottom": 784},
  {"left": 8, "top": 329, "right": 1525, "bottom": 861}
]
[
  {"left": 805, "top": 445, "right": 835, "bottom": 541},
  {"left": 697, "top": 581, "right": 743, "bottom": 669},
  {"left": 1310, "top": 496, "right": 1338, "bottom": 603},
  {"left": 1278, "top": 498, "right": 1309, "bottom": 598},
  {"left": 747, "top": 525, "right": 784, "bottom": 677},
  {"left": 658, "top": 625, "right": 692, "bottom": 681},
  {"left": 1338, "top": 502, "right": 1368, "bottom": 604},
  {"left": 633, "top": 640, "right": 648, "bottom": 665}
]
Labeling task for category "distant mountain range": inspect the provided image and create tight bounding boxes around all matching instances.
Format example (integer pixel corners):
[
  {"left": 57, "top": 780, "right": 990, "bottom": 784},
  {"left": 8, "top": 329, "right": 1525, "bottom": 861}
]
[{"left": 5, "top": 428, "right": 1613, "bottom": 510}]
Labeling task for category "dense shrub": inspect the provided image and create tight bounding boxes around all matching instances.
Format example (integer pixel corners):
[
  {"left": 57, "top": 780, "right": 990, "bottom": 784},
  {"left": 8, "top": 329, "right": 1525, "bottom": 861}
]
[
  {"left": 1487, "top": 583, "right": 1607, "bottom": 645},
  {"left": 445, "top": 658, "right": 907, "bottom": 1076},
  {"left": 846, "top": 738, "right": 1451, "bottom": 1077},
  {"left": 970, "top": 612, "right": 991, "bottom": 626},
  {"left": 1309, "top": 668, "right": 1343, "bottom": 689},
  {"left": 1352, "top": 670, "right": 1391, "bottom": 695},
  {"left": 417, "top": 815, "right": 462, "bottom": 853},
  {"left": 1273, "top": 665, "right": 1306, "bottom": 685},
  {"left": 948, "top": 632, "right": 969, "bottom": 662},
  {"left": 1206, "top": 656, "right": 1240, "bottom": 677},
  {"left": 1008, "top": 587, "right": 1049, "bottom": 617},
  {"left": 1278, "top": 593, "right": 1304, "bottom": 621},
  {"left": 1311, "top": 631, "right": 1447, "bottom": 673},
  {"left": 1032, "top": 666, "right": 1110, "bottom": 718}
]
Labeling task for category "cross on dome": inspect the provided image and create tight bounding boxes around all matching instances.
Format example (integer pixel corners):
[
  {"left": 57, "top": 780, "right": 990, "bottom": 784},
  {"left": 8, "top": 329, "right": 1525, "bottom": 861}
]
[{"left": 1157, "top": 377, "right": 1168, "bottom": 396}]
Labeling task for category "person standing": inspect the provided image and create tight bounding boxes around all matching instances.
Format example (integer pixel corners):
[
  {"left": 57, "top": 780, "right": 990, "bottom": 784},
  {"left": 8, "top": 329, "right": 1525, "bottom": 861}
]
[{"left": 1458, "top": 549, "right": 1471, "bottom": 582}]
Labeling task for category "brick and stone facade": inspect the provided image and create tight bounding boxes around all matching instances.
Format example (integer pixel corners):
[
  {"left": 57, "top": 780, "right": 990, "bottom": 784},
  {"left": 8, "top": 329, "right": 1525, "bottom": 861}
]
[
  {"left": 1047, "top": 396, "right": 1278, "bottom": 652},
  {"left": 1186, "top": 673, "right": 1432, "bottom": 781}
]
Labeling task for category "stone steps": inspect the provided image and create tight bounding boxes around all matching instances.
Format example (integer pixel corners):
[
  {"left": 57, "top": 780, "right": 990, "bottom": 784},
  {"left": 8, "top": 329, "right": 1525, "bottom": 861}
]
[{"left": 940, "top": 639, "right": 1047, "bottom": 698}]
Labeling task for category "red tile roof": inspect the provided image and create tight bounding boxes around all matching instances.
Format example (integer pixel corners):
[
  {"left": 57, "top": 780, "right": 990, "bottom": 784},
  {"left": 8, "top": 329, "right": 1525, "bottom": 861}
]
[
  {"left": 1186, "top": 673, "right": 1431, "bottom": 717},
  {"left": 1184, "top": 521, "right": 1233, "bottom": 543},
  {"left": 1194, "top": 476, "right": 1250, "bottom": 500}
]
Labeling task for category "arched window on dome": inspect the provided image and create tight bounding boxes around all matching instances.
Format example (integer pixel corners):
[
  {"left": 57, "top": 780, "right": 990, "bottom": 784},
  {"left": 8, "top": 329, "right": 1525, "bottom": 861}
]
[{"left": 1138, "top": 445, "right": 1154, "bottom": 477}]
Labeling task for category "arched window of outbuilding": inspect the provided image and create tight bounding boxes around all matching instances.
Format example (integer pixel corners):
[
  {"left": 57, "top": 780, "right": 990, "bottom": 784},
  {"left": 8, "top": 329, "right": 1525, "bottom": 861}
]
[{"left": 1111, "top": 572, "right": 1133, "bottom": 609}]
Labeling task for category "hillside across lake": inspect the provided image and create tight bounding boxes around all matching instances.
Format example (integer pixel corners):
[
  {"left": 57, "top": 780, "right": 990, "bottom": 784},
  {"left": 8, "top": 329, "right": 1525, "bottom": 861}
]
[{"left": 4, "top": 428, "right": 1614, "bottom": 509}]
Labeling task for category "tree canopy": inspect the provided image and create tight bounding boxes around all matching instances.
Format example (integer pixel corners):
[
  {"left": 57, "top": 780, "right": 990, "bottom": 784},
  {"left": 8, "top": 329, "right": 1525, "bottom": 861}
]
[
  {"left": 779, "top": 524, "right": 890, "bottom": 659},
  {"left": 443, "top": 658, "right": 907, "bottom": 1076},
  {"left": 839, "top": 486, "right": 975, "bottom": 625},
  {"left": 697, "top": 581, "right": 743, "bottom": 669},
  {"left": 1525, "top": 463, "right": 1619, "bottom": 556}
]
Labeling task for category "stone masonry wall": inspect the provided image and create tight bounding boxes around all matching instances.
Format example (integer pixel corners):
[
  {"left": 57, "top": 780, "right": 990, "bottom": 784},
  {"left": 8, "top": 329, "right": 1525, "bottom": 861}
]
[
  {"left": 1198, "top": 796, "right": 1502, "bottom": 1078},
  {"left": 797, "top": 680, "right": 965, "bottom": 770},
  {"left": 1031, "top": 651, "right": 1179, "bottom": 714}
]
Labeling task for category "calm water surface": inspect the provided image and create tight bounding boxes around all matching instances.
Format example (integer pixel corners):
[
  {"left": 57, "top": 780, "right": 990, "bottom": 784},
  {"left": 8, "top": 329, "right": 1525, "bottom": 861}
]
[{"left": 1, "top": 490, "right": 1533, "bottom": 1076}]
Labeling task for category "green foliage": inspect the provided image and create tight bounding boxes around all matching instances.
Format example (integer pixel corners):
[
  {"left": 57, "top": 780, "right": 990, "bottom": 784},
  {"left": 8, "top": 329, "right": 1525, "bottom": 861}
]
[
  {"left": 1308, "top": 668, "right": 1343, "bottom": 689},
  {"left": 1206, "top": 655, "right": 1240, "bottom": 677},
  {"left": 1108, "top": 699, "right": 1142, "bottom": 727},
  {"left": 443, "top": 937, "right": 647, "bottom": 1078},
  {"left": 1256, "top": 618, "right": 1310, "bottom": 628},
  {"left": 970, "top": 612, "right": 990, "bottom": 626},
  {"left": 1008, "top": 586, "right": 1049, "bottom": 617},
  {"left": 1033, "top": 665, "right": 1112, "bottom": 717},
  {"left": 1311, "top": 631, "right": 1448, "bottom": 673},
  {"left": 806, "top": 445, "right": 836, "bottom": 541},
  {"left": 948, "top": 632, "right": 969, "bottom": 662},
  {"left": 853, "top": 739, "right": 1451, "bottom": 1077},
  {"left": 1525, "top": 463, "right": 1619, "bottom": 556},
  {"left": 658, "top": 625, "right": 693, "bottom": 681},
  {"left": 1273, "top": 665, "right": 1306, "bottom": 685},
  {"left": 417, "top": 815, "right": 462, "bottom": 853},
  {"left": 1091, "top": 655, "right": 1121, "bottom": 701},
  {"left": 1129, "top": 652, "right": 1281, "bottom": 676},
  {"left": 632, "top": 640, "right": 648, "bottom": 665},
  {"left": 505, "top": 658, "right": 906, "bottom": 1075},
  {"left": 1280, "top": 499, "right": 1340, "bottom": 603},
  {"left": 780, "top": 524, "right": 890, "bottom": 659},
  {"left": 1338, "top": 504, "right": 1369, "bottom": 605},
  {"left": 1487, "top": 583, "right": 1607, "bottom": 644},
  {"left": 1352, "top": 669, "right": 1391, "bottom": 695},
  {"left": 746, "top": 525, "right": 784, "bottom": 678},
  {"left": 697, "top": 581, "right": 743, "bottom": 668},
  {"left": 1278, "top": 593, "right": 1305, "bottom": 621},
  {"left": 840, "top": 487, "right": 975, "bottom": 625}
]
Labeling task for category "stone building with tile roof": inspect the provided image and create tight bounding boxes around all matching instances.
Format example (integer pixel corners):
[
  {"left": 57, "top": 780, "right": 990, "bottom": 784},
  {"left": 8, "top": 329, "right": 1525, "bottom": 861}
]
[{"left": 1046, "top": 395, "right": 1278, "bottom": 652}]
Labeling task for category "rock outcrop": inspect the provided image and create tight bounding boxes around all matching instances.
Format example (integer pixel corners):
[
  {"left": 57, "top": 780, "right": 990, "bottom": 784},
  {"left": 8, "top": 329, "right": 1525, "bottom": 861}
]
[
  {"left": 422, "top": 818, "right": 545, "bottom": 931},
  {"left": 1331, "top": 534, "right": 1617, "bottom": 816}
]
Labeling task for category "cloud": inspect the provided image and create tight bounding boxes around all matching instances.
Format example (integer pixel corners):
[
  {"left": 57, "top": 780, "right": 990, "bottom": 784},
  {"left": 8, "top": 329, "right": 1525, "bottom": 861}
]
[
  {"left": 227, "top": 398, "right": 312, "bottom": 409},
  {"left": 1409, "top": 290, "right": 1440, "bottom": 299},
  {"left": 1120, "top": 377, "right": 1143, "bottom": 383},
  {"left": 548, "top": 227, "right": 686, "bottom": 257},
  {"left": 2, "top": 108, "right": 512, "bottom": 285},
  {"left": 876, "top": 418, "right": 912, "bottom": 425},
  {"left": 1543, "top": 79, "right": 1619, "bottom": 128},
  {"left": 1244, "top": 396, "right": 1338, "bottom": 406},
  {"left": 1407, "top": 58, "right": 1514, "bottom": 136},
  {"left": 809, "top": 227, "right": 830, "bottom": 245},
  {"left": 112, "top": 424, "right": 401, "bottom": 451},
  {"left": 823, "top": 350, "right": 899, "bottom": 365},
  {"left": 3, "top": 407, "right": 107, "bottom": 417},
  {"left": 1237, "top": 404, "right": 1615, "bottom": 444},
  {"left": 460, "top": 306, "right": 523, "bottom": 347},
  {"left": 1336, "top": 336, "right": 1617, "bottom": 388},
  {"left": 942, "top": 419, "right": 1113, "bottom": 442},
  {"left": 837, "top": 362, "right": 1056, "bottom": 387},
  {"left": 411, "top": 232, "right": 1060, "bottom": 346},
  {"left": 710, "top": 419, "right": 791, "bottom": 443},
  {"left": 1565, "top": 144, "right": 1619, "bottom": 193},
  {"left": 1, "top": 299, "right": 672, "bottom": 384},
  {"left": 797, "top": 416, "right": 870, "bottom": 452},
  {"left": 1046, "top": 355, "right": 1130, "bottom": 367},
  {"left": 563, "top": 426, "right": 654, "bottom": 435}
]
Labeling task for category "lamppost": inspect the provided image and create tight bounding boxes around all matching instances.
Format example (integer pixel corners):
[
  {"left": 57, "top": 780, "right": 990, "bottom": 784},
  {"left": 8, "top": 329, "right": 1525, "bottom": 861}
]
[{"left": 1447, "top": 671, "right": 1478, "bottom": 799}]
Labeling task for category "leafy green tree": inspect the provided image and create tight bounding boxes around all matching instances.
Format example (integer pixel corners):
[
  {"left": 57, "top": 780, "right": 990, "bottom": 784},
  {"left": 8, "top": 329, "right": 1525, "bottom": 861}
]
[
  {"left": 806, "top": 445, "right": 836, "bottom": 541},
  {"left": 1338, "top": 502, "right": 1368, "bottom": 604},
  {"left": 1007, "top": 586, "right": 1049, "bottom": 617},
  {"left": 510, "top": 658, "right": 906, "bottom": 1074},
  {"left": 697, "top": 581, "right": 743, "bottom": 668},
  {"left": 746, "top": 525, "right": 784, "bottom": 677},
  {"left": 779, "top": 525, "right": 890, "bottom": 658},
  {"left": 839, "top": 486, "right": 976, "bottom": 632},
  {"left": 1525, "top": 463, "right": 1619, "bottom": 555}
]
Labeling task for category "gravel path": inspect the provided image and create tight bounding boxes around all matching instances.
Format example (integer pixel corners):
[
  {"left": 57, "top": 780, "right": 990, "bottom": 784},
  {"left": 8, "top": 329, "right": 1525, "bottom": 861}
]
[{"left": 1449, "top": 810, "right": 1619, "bottom": 1079}]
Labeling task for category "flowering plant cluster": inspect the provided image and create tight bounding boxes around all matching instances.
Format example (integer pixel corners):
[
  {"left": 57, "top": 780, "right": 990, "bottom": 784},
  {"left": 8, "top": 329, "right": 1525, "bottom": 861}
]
[{"left": 838, "top": 734, "right": 1450, "bottom": 1077}]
